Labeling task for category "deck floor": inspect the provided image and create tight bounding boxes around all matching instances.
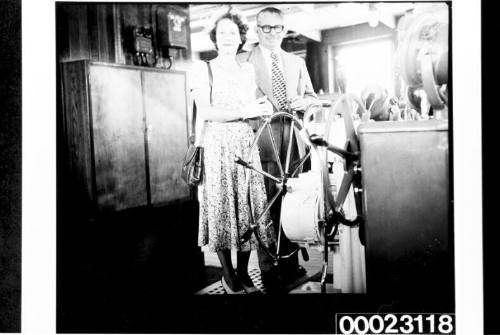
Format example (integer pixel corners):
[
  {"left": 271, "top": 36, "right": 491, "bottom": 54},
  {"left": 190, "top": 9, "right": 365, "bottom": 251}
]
[
  {"left": 196, "top": 266, "right": 341, "bottom": 294},
  {"left": 203, "top": 246, "right": 335, "bottom": 274},
  {"left": 198, "top": 246, "right": 341, "bottom": 294}
]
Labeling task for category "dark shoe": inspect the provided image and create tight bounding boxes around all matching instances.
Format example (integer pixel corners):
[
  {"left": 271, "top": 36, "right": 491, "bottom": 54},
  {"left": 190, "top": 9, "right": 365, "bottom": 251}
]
[
  {"left": 295, "top": 265, "right": 307, "bottom": 277},
  {"left": 221, "top": 276, "right": 245, "bottom": 295},
  {"left": 280, "top": 265, "right": 307, "bottom": 284},
  {"left": 237, "top": 272, "right": 261, "bottom": 294},
  {"left": 260, "top": 271, "right": 285, "bottom": 294},
  {"left": 241, "top": 281, "right": 260, "bottom": 294}
]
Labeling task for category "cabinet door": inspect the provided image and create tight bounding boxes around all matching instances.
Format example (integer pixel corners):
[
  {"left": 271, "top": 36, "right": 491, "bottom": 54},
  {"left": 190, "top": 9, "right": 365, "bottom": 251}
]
[
  {"left": 142, "top": 70, "right": 190, "bottom": 204},
  {"left": 89, "top": 65, "right": 148, "bottom": 210}
]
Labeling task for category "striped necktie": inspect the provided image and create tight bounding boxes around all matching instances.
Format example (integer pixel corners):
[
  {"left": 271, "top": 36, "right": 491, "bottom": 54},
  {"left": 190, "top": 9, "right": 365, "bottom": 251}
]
[{"left": 271, "top": 52, "right": 287, "bottom": 111}]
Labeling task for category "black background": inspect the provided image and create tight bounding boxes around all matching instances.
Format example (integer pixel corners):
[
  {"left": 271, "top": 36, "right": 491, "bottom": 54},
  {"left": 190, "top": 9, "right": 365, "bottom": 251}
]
[
  {"left": 482, "top": 0, "right": 498, "bottom": 334},
  {"left": 0, "top": 0, "right": 21, "bottom": 332},
  {"left": 0, "top": 0, "right": 494, "bottom": 333}
]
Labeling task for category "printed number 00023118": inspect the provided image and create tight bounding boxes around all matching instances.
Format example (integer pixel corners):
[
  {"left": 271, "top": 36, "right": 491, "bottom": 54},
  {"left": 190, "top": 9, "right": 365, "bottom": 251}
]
[{"left": 335, "top": 313, "right": 455, "bottom": 335}]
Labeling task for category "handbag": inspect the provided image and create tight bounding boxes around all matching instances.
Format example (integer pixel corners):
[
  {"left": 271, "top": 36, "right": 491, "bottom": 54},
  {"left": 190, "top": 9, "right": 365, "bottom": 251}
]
[{"left": 181, "top": 61, "right": 213, "bottom": 186}]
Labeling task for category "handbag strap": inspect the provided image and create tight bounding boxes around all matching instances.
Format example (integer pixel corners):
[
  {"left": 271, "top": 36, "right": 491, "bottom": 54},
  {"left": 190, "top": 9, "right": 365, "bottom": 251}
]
[
  {"left": 190, "top": 61, "right": 213, "bottom": 143},
  {"left": 206, "top": 60, "right": 213, "bottom": 105}
]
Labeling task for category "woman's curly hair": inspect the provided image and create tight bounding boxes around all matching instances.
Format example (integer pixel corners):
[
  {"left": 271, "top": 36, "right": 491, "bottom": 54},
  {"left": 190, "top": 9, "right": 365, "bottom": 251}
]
[{"left": 209, "top": 12, "right": 249, "bottom": 52}]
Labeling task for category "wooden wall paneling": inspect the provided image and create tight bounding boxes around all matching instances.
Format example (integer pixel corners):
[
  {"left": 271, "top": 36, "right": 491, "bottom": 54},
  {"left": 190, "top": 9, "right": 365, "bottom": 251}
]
[
  {"left": 173, "top": 4, "right": 193, "bottom": 69},
  {"left": 120, "top": 4, "right": 142, "bottom": 30},
  {"left": 97, "top": 4, "right": 115, "bottom": 63},
  {"left": 142, "top": 70, "right": 190, "bottom": 204},
  {"left": 118, "top": 4, "right": 135, "bottom": 65},
  {"left": 56, "top": 4, "right": 70, "bottom": 61},
  {"left": 61, "top": 61, "right": 95, "bottom": 209},
  {"left": 58, "top": 3, "right": 192, "bottom": 65},
  {"left": 66, "top": 4, "right": 90, "bottom": 61},
  {"left": 89, "top": 65, "right": 148, "bottom": 210},
  {"left": 87, "top": 4, "right": 115, "bottom": 63},
  {"left": 112, "top": 4, "right": 125, "bottom": 64},
  {"left": 87, "top": 5, "right": 100, "bottom": 61},
  {"left": 151, "top": 3, "right": 164, "bottom": 64}
]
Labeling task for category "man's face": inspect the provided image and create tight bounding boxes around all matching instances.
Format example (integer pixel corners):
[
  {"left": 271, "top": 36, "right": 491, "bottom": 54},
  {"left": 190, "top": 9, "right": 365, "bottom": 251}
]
[{"left": 255, "top": 12, "right": 286, "bottom": 50}]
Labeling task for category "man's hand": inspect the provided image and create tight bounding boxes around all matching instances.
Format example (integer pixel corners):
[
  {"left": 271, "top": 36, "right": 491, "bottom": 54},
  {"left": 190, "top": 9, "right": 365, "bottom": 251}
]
[{"left": 290, "top": 96, "right": 308, "bottom": 112}]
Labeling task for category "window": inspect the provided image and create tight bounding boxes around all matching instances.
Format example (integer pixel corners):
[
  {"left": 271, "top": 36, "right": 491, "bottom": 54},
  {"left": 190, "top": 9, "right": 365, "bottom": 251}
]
[{"left": 332, "top": 38, "right": 395, "bottom": 97}]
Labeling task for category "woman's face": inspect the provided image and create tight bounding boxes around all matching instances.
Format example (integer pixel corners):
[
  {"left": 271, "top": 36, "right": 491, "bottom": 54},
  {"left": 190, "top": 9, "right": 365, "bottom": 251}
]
[{"left": 215, "top": 18, "right": 241, "bottom": 55}]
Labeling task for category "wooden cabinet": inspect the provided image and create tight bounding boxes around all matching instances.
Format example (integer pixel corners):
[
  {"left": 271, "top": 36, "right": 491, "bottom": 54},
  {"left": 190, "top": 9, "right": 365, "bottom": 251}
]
[{"left": 61, "top": 60, "right": 190, "bottom": 211}]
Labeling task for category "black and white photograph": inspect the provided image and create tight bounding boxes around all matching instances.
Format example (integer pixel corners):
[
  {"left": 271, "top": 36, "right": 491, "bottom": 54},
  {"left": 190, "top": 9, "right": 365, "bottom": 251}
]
[
  {"left": 13, "top": 0, "right": 483, "bottom": 333},
  {"left": 53, "top": 2, "right": 457, "bottom": 333}
]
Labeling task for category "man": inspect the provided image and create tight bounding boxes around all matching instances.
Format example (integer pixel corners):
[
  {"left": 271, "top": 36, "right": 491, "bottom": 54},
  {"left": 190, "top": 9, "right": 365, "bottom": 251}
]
[{"left": 237, "top": 6, "right": 318, "bottom": 292}]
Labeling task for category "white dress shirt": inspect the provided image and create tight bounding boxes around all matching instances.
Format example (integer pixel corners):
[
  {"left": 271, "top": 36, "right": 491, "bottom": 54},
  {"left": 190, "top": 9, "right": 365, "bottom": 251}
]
[{"left": 259, "top": 45, "right": 284, "bottom": 77}]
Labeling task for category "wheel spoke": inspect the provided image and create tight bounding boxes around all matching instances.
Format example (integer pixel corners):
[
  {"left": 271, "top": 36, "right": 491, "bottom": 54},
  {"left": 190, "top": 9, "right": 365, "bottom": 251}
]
[
  {"left": 275, "top": 192, "right": 288, "bottom": 258},
  {"left": 236, "top": 156, "right": 282, "bottom": 183},
  {"left": 266, "top": 123, "right": 284, "bottom": 177},
  {"left": 335, "top": 168, "right": 354, "bottom": 212},
  {"left": 246, "top": 176, "right": 256, "bottom": 227},
  {"left": 284, "top": 119, "right": 295, "bottom": 174},
  {"left": 254, "top": 188, "right": 282, "bottom": 224},
  {"left": 251, "top": 167, "right": 281, "bottom": 184},
  {"left": 326, "top": 143, "right": 359, "bottom": 161},
  {"left": 290, "top": 151, "right": 311, "bottom": 178}
]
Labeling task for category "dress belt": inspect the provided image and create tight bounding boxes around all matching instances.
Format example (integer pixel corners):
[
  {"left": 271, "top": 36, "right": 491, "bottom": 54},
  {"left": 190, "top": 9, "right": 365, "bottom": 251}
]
[
  {"left": 207, "top": 119, "right": 245, "bottom": 124},
  {"left": 225, "top": 119, "right": 245, "bottom": 123}
]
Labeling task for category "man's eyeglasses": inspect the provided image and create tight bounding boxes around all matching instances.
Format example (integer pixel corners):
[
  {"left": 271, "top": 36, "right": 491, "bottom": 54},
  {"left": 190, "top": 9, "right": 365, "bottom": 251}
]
[{"left": 257, "top": 25, "right": 284, "bottom": 33}]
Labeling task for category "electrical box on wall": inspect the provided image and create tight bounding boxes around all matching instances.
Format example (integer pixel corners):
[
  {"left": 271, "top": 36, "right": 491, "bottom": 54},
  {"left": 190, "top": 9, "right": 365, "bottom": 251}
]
[
  {"left": 156, "top": 6, "right": 189, "bottom": 50},
  {"left": 132, "top": 26, "right": 155, "bottom": 66}
]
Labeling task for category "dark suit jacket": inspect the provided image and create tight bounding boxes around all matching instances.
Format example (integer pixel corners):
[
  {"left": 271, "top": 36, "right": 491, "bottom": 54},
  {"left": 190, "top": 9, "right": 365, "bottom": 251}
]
[{"left": 237, "top": 46, "right": 318, "bottom": 162}]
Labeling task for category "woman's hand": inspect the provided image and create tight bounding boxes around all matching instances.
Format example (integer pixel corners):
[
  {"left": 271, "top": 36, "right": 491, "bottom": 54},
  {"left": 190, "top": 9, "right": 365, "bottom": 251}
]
[{"left": 243, "top": 96, "right": 273, "bottom": 119}]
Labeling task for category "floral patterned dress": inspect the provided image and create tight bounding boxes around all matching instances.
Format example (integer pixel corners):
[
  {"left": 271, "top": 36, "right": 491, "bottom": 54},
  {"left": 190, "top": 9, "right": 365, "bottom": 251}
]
[{"left": 190, "top": 60, "right": 275, "bottom": 253}]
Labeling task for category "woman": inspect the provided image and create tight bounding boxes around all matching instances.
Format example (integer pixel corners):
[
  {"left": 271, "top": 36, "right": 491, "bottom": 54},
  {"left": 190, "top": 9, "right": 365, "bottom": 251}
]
[{"left": 190, "top": 11, "right": 275, "bottom": 294}]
